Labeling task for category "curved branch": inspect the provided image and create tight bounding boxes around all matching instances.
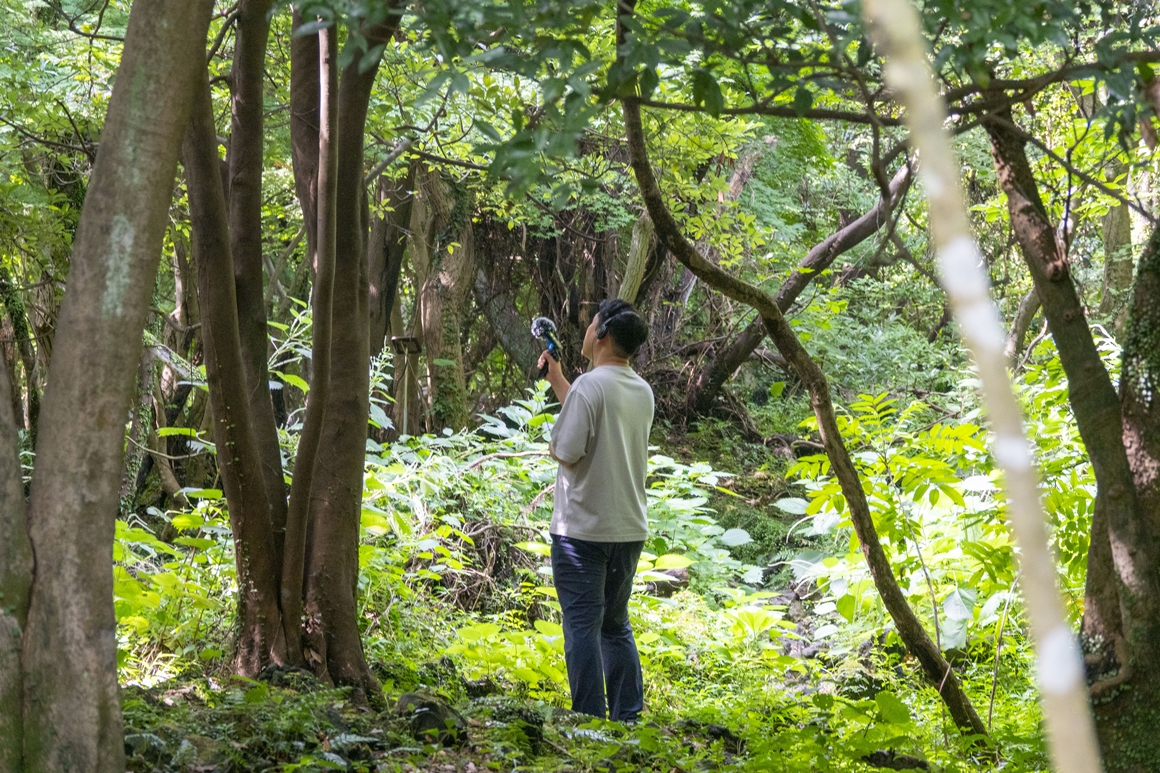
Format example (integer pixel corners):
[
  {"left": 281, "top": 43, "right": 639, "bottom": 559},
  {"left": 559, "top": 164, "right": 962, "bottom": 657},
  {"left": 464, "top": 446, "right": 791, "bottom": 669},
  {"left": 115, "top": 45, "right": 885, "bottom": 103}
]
[{"left": 618, "top": 0, "right": 984, "bottom": 738}]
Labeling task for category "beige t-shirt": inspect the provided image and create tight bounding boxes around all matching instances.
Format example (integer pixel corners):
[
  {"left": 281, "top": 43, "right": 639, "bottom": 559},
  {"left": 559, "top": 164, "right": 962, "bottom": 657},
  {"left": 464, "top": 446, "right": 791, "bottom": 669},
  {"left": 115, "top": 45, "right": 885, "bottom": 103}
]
[{"left": 549, "top": 365, "right": 655, "bottom": 542}]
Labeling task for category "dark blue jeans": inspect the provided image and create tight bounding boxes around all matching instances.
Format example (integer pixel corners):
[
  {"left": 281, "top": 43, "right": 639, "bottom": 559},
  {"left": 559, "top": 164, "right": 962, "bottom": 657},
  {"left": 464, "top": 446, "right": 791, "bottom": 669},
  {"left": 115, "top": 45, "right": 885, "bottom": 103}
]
[{"left": 550, "top": 534, "right": 645, "bottom": 722}]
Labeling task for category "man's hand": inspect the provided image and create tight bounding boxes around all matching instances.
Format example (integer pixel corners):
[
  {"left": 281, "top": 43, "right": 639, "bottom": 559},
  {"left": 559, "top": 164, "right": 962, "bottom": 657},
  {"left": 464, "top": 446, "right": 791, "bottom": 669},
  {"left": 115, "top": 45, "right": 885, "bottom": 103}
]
[{"left": 539, "top": 351, "right": 571, "bottom": 404}]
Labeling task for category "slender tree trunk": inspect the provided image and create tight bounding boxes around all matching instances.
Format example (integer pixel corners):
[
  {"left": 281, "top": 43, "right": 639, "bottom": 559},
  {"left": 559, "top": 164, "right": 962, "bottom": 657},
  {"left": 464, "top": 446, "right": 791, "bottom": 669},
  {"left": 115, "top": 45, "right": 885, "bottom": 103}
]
[
  {"left": 19, "top": 2, "right": 212, "bottom": 769},
  {"left": 290, "top": 8, "right": 321, "bottom": 269},
  {"left": 1099, "top": 160, "right": 1132, "bottom": 325},
  {"left": 865, "top": 4, "right": 1102, "bottom": 769},
  {"left": 415, "top": 169, "right": 474, "bottom": 431},
  {"left": 0, "top": 356, "right": 29, "bottom": 772},
  {"left": 983, "top": 110, "right": 1160, "bottom": 680},
  {"left": 229, "top": 0, "right": 287, "bottom": 559},
  {"left": 185, "top": 64, "right": 285, "bottom": 676},
  {"left": 282, "top": 24, "right": 338, "bottom": 664},
  {"left": 617, "top": 11, "right": 984, "bottom": 731},
  {"left": 301, "top": 10, "right": 404, "bottom": 697},
  {"left": 0, "top": 268, "right": 39, "bottom": 442},
  {"left": 1003, "top": 288, "right": 1040, "bottom": 364},
  {"left": 369, "top": 164, "right": 417, "bottom": 357}
]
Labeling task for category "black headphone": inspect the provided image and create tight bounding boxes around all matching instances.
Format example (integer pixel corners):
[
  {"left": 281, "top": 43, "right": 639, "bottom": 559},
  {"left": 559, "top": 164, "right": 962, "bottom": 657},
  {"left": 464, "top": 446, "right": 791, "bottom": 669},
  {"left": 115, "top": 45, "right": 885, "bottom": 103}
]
[{"left": 596, "top": 313, "right": 617, "bottom": 340}]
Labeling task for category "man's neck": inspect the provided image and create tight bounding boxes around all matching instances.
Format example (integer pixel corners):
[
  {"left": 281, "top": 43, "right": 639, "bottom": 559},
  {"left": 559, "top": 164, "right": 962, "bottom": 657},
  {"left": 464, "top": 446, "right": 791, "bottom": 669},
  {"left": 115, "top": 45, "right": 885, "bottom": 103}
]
[{"left": 592, "top": 350, "right": 630, "bottom": 369}]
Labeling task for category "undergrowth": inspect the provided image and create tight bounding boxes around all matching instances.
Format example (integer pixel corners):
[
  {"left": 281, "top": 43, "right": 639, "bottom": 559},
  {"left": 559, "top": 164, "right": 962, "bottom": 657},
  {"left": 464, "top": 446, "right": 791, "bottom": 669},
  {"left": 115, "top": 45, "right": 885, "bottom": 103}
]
[{"left": 108, "top": 351, "right": 1098, "bottom": 770}]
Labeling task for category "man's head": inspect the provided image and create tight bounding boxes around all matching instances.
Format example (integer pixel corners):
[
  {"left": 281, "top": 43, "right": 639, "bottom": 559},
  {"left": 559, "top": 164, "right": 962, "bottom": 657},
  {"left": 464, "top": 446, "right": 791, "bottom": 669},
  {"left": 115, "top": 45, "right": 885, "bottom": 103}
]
[{"left": 581, "top": 299, "right": 649, "bottom": 362}]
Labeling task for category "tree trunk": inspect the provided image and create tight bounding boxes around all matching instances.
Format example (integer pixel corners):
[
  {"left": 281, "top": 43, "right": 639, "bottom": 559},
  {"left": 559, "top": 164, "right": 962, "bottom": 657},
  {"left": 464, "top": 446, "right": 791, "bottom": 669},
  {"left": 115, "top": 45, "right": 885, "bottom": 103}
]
[
  {"left": 690, "top": 162, "right": 911, "bottom": 415},
  {"left": 0, "top": 267, "right": 39, "bottom": 442},
  {"left": 1003, "top": 288, "right": 1040, "bottom": 364},
  {"left": 19, "top": 2, "right": 212, "bottom": 770},
  {"left": 290, "top": 9, "right": 320, "bottom": 268},
  {"left": 617, "top": 26, "right": 985, "bottom": 732},
  {"left": 866, "top": 4, "right": 1105, "bottom": 767},
  {"left": 369, "top": 164, "right": 417, "bottom": 357},
  {"left": 0, "top": 357, "right": 29, "bottom": 772},
  {"left": 301, "top": 11, "right": 404, "bottom": 698},
  {"left": 185, "top": 64, "right": 285, "bottom": 676},
  {"left": 229, "top": 0, "right": 287, "bottom": 560},
  {"left": 983, "top": 110, "right": 1160, "bottom": 683},
  {"left": 1099, "top": 164, "right": 1133, "bottom": 327},
  {"left": 473, "top": 265, "right": 539, "bottom": 377},
  {"left": 415, "top": 168, "right": 474, "bottom": 432},
  {"left": 1100, "top": 224, "right": 1160, "bottom": 768},
  {"left": 282, "top": 24, "right": 339, "bottom": 665},
  {"left": 617, "top": 212, "right": 653, "bottom": 304}
]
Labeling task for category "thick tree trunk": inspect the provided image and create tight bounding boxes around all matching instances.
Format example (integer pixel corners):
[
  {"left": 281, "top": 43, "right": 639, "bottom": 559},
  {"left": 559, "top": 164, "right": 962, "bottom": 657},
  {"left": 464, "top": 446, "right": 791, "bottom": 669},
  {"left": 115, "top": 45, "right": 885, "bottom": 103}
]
[
  {"left": 301, "top": 11, "right": 404, "bottom": 697},
  {"left": 983, "top": 111, "right": 1160, "bottom": 680},
  {"left": 229, "top": 0, "right": 287, "bottom": 559},
  {"left": 282, "top": 25, "right": 339, "bottom": 664},
  {"left": 369, "top": 165, "right": 417, "bottom": 357},
  {"left": 185, "top": 66, "right": 285, "bottom": 676},
  {"left": 19, "top": 2, "right": 212, "bottom": 770},
  {"left": 690, "top": 163, "right": 911, "bottom": 415},
  {"left": 1100, "top": 225, "right": 1160, "bottom": 768},
  {"left": 619, "top": 53, "right": 986, "bottom": 735}
]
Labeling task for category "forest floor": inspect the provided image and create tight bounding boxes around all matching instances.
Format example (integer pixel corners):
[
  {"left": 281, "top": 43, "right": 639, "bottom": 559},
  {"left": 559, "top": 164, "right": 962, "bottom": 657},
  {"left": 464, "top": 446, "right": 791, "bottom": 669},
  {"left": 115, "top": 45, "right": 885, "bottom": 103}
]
[{"left": 117, "top": 411, "right": 1047, "bottom": 772}]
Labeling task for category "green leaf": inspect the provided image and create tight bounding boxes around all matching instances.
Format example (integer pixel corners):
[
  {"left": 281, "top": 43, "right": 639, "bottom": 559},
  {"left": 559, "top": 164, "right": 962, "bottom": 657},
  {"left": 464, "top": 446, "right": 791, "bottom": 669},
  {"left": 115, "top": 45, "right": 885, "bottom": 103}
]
[
  {"left": 769, "top": 381, "right": 786, "bottom": 399},
  {"left": 774, "top": 497, "right": 809, "bottom": 515},
  {"left": 432, "top": 358, "right": 456, "bottom": 367},
  {"left": 792, "top": 86, "right": 814, "bottom": 116},
  {"left": 874, "top": 691, "right": 911, "bottom": 725},
  {"left": 720, "top": 528, "right": 752, "bottom": 547},
  {"left": 515, "top": 541, "right": 552, "bottom": 556},
  {"left": 157, "top": 427, "right": 197, "bottom": 437},
  {"left": 276, "top": 373, "right": 309, "bottom": 393},
  {"left": 177, "top": 488, "right": 223, "bottom": 500},
  {"left": 653, "top": 554, "right": 693, "bottom": 570},
  {"left": 691, "top": 68, "right": 724, "bottom": 117},
  {"left": 835, "top": 594, "right": 855, "bottom": 622}
]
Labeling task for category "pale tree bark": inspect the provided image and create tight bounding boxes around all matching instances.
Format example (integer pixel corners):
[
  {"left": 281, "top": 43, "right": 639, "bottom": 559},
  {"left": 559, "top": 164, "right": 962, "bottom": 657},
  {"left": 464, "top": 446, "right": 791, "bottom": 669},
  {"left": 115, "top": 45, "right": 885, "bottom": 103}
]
[
  {"left": 618, "top": 211, "right": 653, "bottom": 304},
  {"left": 863, "top": 1, "right": 1102, "bottom": 770},
  {"left": 617, "top": 3, "right": 986, "bottom": 737},
  {"left": 1099, "top": 166, "right": 1133, "bottom": 326},
  {"left": 19, "top": 2, "right": 213, "bottom": 770}
]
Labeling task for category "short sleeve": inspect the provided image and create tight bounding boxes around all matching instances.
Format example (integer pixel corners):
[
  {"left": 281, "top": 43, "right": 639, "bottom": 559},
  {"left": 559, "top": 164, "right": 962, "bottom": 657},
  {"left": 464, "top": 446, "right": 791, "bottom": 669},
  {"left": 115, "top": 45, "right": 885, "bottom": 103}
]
[{"left": 552, "top": 382, "right": 595, "bottom": 464}]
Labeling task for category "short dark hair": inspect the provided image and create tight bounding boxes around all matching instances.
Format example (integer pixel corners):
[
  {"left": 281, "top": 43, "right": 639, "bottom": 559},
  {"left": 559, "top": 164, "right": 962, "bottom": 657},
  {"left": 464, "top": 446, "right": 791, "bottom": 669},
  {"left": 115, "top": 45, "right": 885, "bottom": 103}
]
[{"left": 596, "top": 299, "right": 649, "bottom": 357}]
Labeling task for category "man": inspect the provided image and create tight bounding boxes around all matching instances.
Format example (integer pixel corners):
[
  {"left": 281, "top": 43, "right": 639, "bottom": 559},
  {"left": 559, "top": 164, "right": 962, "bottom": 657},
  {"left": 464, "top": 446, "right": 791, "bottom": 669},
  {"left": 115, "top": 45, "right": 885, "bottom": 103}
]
[{"left": 537, "top": 299, "right": 654, "bottom": 723}]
